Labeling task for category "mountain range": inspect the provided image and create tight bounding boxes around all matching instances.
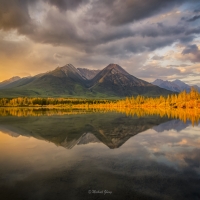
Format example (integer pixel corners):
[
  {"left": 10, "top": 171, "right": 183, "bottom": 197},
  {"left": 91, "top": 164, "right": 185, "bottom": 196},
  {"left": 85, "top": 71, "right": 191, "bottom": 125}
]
[
  {"left": 152, "top": 79, "right": 200, "bottom": 93},
  {"left": 0, "top": 64, "right": 174, "bottom": 98}
]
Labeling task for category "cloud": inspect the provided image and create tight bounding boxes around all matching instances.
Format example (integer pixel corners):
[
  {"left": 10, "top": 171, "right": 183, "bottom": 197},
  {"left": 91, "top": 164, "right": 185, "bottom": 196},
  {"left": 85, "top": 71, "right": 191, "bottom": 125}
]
[
  {"left": 0, "top": 0, "right": 199, "bottom": 53},
  {"left": 53, "top": 53, "right": 63, "bottom": 59},
  {"left": 185, "top": 27, "right": 200, "bottom": 35},
  {"left": 168, "top": 64, "right": 190, "bottom": 68},
  {"left": 44, "top": 0, "right": 89, "bottom": 11},
  {"left": 194, "top": 8, "right": 200, "bottom": 13},
  {"left": 0, "top": 0, "right": 200, "bottom": 84},
  {"left": 0, "top": 0, "right": 32, "bottom": 30},
  {"left": 86, "top": 0, "right": 191, "bottom": 26},
  {"left": 182, "top": 44, "right": 198, "bottom": 54},
  {"left": 134, "top": 64, "right": 181, "bottom": 80},
  {"left": 187, "top": 15, "right": 200, "bottom": 22},
  {"left": 181, "top": 44, "right": 200, "bottom": 63}
]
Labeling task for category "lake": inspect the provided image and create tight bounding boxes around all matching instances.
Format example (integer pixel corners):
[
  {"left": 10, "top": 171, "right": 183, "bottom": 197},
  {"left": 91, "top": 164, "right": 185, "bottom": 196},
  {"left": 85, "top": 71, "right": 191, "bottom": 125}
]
[{"left": 0, "top": 108, "right": 200, "bottom": 200}]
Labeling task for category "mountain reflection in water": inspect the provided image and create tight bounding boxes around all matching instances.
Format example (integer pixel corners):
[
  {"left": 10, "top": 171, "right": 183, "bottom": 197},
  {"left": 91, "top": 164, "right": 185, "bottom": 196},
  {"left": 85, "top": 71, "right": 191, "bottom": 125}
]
[
  {"left": 0, "top": 107, "right": 199, "bottom": 125},
  {"left": 0, "top": 108, "right": 193, "bottom": 149},
  {"left": 0, "top": 108, "right": 200, "bottom": 200}
]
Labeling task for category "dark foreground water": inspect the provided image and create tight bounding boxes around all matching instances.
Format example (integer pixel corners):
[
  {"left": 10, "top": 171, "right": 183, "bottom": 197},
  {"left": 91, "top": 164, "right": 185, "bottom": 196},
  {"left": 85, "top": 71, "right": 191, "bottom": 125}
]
[{"left": 0, "top": 110, "right": 200, "bottom": 200}]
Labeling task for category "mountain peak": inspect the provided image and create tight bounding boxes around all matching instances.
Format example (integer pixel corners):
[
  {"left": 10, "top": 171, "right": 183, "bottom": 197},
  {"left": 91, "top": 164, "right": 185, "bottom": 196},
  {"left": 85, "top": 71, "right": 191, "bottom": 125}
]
[
  {"left": 172, "top": 79, "right": 188, "bottom": 87},
  {"left": 155, "top": 79, "right": 164, "bottom": 81},
  {"left": 51, "top": 64, "right": 87, "bottom": 80},
  {"left": 104, "top": 63, "right": 130, "bottom": 76},
  {"left": 107, "top": 63, "right": 119, "bottom": 68},
  {"left": 60, "top": 64, "right": 77, "bottom": 72},
  {"left": 173, "top": 79, "right": 184, "bottom": 83},
  {"left": 106, "top": 63, "right": 123, "bottom": 70},
  {"left": 88, "top": 63, "right": 170, "bottom": 97},
  {"left": 152, "top": 79, "right": 165, "bottom": 85}
]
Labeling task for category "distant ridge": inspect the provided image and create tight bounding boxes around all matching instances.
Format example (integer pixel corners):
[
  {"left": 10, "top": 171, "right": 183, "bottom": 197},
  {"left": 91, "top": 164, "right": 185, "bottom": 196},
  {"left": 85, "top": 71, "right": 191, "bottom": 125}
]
[
  {"left": 0, "top": 63, "right": 174, "bottom": 98},
  {"left": 152, "top": 79, "right": 200, "bottom": 92},
  {"left": 0, "top": 76, "right": 21, "bottom": 88}
]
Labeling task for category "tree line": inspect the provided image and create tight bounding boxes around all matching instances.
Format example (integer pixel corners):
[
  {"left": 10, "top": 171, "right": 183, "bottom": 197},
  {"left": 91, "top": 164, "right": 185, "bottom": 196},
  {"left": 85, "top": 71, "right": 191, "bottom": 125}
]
[
  {"left": 117, "top": 87, "right": 200, "bottom": 109},
  {"left": 0, "top": 87, "right": 200, "bottom": 109},
  {"left": 0, "top": 97, "right": 114, "bottom": 107}
]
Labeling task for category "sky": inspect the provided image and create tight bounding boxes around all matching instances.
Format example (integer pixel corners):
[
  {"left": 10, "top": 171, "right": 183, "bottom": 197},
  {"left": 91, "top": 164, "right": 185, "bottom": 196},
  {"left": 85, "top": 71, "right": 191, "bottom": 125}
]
[{"left": 0, "top": 0, "right": 200, "bottom": 85}]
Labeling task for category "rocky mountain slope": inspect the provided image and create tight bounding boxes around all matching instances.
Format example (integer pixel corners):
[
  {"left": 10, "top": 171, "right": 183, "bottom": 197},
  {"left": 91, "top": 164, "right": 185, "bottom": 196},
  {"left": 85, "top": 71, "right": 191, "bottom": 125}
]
[
  {"left": 89, "top": 64, "right": 173, "bottom": 96},
  {"left": 77, "top": 68, "right": 100, "bottom": 80}
]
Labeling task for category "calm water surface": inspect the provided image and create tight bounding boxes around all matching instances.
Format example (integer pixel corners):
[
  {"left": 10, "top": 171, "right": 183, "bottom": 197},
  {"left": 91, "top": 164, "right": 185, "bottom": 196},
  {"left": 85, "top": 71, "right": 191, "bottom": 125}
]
[{"left": 0, "top": 109, "right": 200, "bottom": 200}]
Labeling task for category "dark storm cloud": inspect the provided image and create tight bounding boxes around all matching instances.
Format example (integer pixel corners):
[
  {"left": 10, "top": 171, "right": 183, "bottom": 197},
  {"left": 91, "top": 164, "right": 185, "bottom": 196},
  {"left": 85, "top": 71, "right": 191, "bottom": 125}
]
[
  {"left": 185, "top": 27, "right": 200, "bottom": 35},
  {"left": 83, "top": 29, "right": 196, "bottom": 57},
  {"left": 26, "top": 9, "right": 84, "bottom": 46},
  {"left": 187, "top": 15, "right": 200, "bottom": 22},
  {"left": 86, "top": 0, "right": 191, "bottom": 26},
  {"left": 182, "top": 44, "right": 198, "bottom": 55},
  {"left": 26, "top": 17, "right": 196, "bottom": 57},
  {"left": 194, "top": 7, "right": 200, "bottom": 13},
  {"left": 139, "top": 24, "right": 186, "bottom": 38},
  {"left": 194, "top": 9, "right": 200, "bottom": 13},
  {"left": 44, "top": 0, "right": 89, "bottom": 11},
  {"left": 0, "top": 0, "right": 33, "bottom": 30},
  {"left": 26, "top": 10, "right": 135, "bottom": 48},
  {"left": 0, "top": 0, "right": 87, "bottom": 32},
  {"left": 94, "top": 37, "right": 171, "bottom": 56},
  {"left": 181, "top": 44, "right": 200, "bottom": 63},
  {"left": 0, "top": 0, "right": 200, "bottom": 64}
]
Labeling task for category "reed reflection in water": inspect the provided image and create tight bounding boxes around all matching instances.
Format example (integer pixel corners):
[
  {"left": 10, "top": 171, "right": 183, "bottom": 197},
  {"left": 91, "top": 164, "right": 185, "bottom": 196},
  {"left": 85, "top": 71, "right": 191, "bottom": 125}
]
[{"left": 0, "top": 107, "right": 199, "bottom": 125}]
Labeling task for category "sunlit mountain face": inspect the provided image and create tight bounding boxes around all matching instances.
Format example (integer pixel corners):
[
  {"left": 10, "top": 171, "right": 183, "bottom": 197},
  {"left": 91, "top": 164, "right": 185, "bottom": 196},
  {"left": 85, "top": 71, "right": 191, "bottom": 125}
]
[{"left": 0, "top": 109, "right": 200, "bottom": 200}]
